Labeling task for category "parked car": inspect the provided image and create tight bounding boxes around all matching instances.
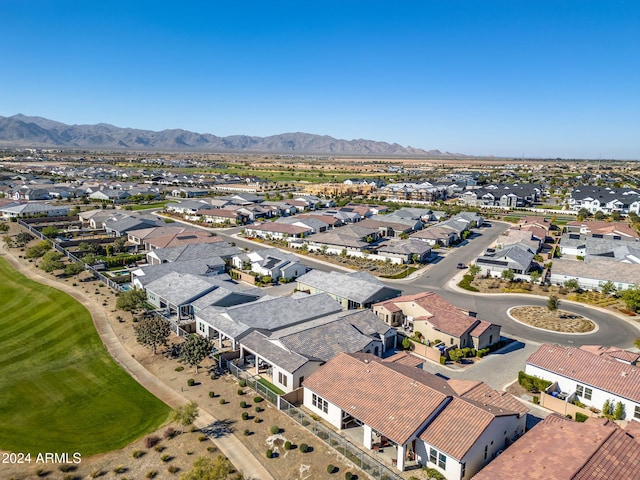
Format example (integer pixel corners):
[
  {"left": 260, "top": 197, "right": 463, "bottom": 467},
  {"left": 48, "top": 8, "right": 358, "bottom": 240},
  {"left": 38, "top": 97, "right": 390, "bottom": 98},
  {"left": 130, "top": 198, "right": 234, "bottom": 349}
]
[{"left": 456, "top": 263, "right": 467, "bottom": 269}]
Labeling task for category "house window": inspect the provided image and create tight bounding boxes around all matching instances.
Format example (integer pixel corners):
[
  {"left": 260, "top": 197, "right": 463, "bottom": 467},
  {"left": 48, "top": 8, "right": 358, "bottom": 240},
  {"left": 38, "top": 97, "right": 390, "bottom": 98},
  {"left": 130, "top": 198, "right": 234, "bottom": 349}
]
[
  {"left": 576, "top": 384, "right": 592, "bottom": 399},
  {"left": 584, "top": 387, "right": 592, "bottom": 400},
  {"left": 461, "top": 463, "right": 466, "bottom": 477},
  {"left": 484, "top": 445, "right": 488, "bottom": 460},
  {"left": 438, "top": 453, "right": 446, "bottom": 470},
  {"left": 278, "top": 372, "right": 288, "bottom": 387},
  {"left": 429, "top": 448, "right": 437, "bottom": 464},
  {"left": 312, "top": 393, "right": 328, "bottom": 413},
  {"left": 635, "top": 406, "right": 640, "bottom": 419},
  {"left": 576, "top": 385, "right": 584, "bottom": 397}
]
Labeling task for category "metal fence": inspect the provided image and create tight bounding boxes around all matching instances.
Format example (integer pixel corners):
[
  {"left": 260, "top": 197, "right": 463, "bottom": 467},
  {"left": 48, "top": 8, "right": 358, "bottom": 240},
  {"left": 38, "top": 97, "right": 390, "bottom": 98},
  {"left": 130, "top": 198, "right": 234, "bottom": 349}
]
[
  {"left": 280, "top": 398, "right": 403, "bottom": 480},
  {"left": 226, "top": 361, "right": 279, "bottom": 405},
  {"left": 17, "top": 219, "right": 123, "bottom": 292}
]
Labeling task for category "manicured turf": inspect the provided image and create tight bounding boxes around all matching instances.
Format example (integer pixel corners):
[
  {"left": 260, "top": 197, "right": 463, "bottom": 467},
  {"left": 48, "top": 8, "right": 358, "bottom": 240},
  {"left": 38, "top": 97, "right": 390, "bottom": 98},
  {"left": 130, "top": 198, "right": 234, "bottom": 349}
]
[{"left": 0, "top": 256, "right": 171, "bottom": 456}]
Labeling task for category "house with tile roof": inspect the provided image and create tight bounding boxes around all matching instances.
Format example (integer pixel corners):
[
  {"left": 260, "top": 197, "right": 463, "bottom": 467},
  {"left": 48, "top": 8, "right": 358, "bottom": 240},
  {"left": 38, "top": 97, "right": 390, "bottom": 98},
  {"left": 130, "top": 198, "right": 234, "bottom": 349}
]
[
  {"left": 410, "top": 225, "right": 458, "bottom": 247},
  {"left": 565, "top": 220, "right": 639, "bottom": 240},
  {"left": 131, "top": 258, "right": 228, "bottom": 289},
  {"left": 475, "top": 243, "right": 535, "bottom": 277},
  {"left": 237, "top": 310, "right": 396, "bottom": 392},
  {"left": 243, "top": 222, "right": 312, "bottom": 240},
  {"left": 525, "top": 344, "right": 640, "bottom": 421},
  {"left": 373, "top": 292, "right": 501, "bottom": 351},
  {"left": 296, "top": 270, "right": 402, "bottom": 310},
  {"left": 303, "top": 353, "right": 527, "bottom": 477},
  {"left": 195, "top": 293, "right": 343, "bottom": 350},
  {"left": 146, "top": 241, "right": 241, "bottom": 265},
  {"left": 472, "top": 414, "right": 640, "bottom": 480}
]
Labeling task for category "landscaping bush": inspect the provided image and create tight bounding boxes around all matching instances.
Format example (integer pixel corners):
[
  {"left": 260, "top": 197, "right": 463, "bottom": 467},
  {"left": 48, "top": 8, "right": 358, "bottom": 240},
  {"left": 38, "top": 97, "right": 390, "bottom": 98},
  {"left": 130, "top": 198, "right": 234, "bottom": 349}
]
[
  {"left": 266, "top": 449, "right": 273, "bottom": 459},
  {"left": 300, "top": 443, "right": 309, "bottom": 453},
  {"left": 198, "top": 435, "right": 207, "bottom": 442},
  {"left": 160, "top": 454, "right": 171, "bottom": 462},
  {"left": 163, "top": 427, "right": 176, "bottom": 439},
  {"left": 144, "top": 435, "right": 160, "bottom": 448},
  {"left": 254, "top": 396, "right": 263, "bottom": 403},
  {"left": 187, "top": 378, "right": 195, "bottom": 387},
  {"left": 146, "top": 469, "right": 157, "bottom": 478},
  {"left": 345, "top": 473, "right": 354, "bottom": 480},
  {"left": 132, "top": 450, "right": 145, "bottom": 458},
  {"left": 458, "top": 274, "right": 479, "bottom": 292},
  {"left": 255, "top": 406, "right": 263, "bottom": 413},
  {"left": 174, "top": 366, "right": 184, "bottom": 372},
  {"left": 237, "top": 388, "right": 244, "bottom": 395},
  {"left": 242, "top": 412, "right": 249, "bottom": 420},
  {"left": 270, "top": 425, "right": 280, "bottom": 434},
  {"left": 327, "top": 464, "right": 336, "bottom": 474},
  {"left": 209, "top": 391, "right": 215, "bottom": 398},
  {"left": 254, "top": 417, "right": 262, "bottom": 423},
  {"left": 439, "top": 356, "right": 446, "bottom": 365},
  {"left": 238, "top": 379, "right": 247, "bottom": 388},
  {"left": 240, "top": 401, "right": 247, "bottom": 408},
  {"left": 244, "top": 428, "right": 250, "bottom": 436},
  {"left": 219, "top": 398, "right": 226, "bottom": 405},
  {"left": 167, "top": 465, "right": 179, "bottom": 474},
  {"left": 533, "top": 396, "right": 539, "bottom": 405},
  {"left": 518, "top": 371, "right": 552, "bottom": 392},
  {"left": 284, "top": 441, "right": 292, "bottom": 450},
  {"left": 575, "top": 412, "right": 588, "bottom": 423}
]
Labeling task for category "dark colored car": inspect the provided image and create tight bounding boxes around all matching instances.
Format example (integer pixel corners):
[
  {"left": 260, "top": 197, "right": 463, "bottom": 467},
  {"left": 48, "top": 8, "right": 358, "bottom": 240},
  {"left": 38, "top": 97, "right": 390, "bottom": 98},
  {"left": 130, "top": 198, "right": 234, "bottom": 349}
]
[{"left": 456, "top": 263, "right": 467, "bottom": 269}]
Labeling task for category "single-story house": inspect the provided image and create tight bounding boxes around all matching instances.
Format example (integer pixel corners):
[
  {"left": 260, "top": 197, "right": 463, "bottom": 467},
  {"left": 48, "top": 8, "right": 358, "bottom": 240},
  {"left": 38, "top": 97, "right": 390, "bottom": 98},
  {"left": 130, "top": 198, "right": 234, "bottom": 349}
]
[
  {"left": 296, "top": 270, "right": 402, "bottom": 310},
  {"left": 373, "top": 292, "right": 501, "bottom": 351},
  {"left": 0, "top": 202, "right": 70, "bottom": 218},
  {"left": 549, "top": 258, "right": 640, "bottom": 291},
  {"left": 375, "top": 238, "right": 432, "bottom": 264},
  {"left": 303, "top": 353, "right": 527, "bottom": 477},
  {"left": 146, "top": 241, "right": 241, "bottom": 265},
  {"left": 525, "top": 343, "right": 640, "bottom": 421},
  {"left": 232, "top": 248, "right": 307, "bottom": 281},
  {"left": 476, "top": 243, "right": 534, "bottom": 277}
]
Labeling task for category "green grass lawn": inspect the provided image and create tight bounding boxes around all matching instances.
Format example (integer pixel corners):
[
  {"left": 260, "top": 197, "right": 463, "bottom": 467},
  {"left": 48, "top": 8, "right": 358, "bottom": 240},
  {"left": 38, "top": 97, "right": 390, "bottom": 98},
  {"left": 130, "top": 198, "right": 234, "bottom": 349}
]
[
  {"left": 128, "top": 201, "right": 173, "bottom": 211},
  {"left": 0, "top": 257, "right": 171, "bottom": 456}
]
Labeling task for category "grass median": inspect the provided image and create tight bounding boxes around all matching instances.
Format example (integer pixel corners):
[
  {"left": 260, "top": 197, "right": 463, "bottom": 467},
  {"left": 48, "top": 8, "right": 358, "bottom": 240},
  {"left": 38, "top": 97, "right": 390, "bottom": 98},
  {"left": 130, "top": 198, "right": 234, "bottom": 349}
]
[{"left": 0, "top": 257, "right": 170, "bottom": 456}]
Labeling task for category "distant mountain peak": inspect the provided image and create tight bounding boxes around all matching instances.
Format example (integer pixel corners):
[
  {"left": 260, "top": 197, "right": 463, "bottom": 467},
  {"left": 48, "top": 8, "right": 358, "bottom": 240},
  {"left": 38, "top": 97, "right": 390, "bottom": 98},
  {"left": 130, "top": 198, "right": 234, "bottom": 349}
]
[{"left": 0, "top": 114, "right": 459, "bottom": 156}]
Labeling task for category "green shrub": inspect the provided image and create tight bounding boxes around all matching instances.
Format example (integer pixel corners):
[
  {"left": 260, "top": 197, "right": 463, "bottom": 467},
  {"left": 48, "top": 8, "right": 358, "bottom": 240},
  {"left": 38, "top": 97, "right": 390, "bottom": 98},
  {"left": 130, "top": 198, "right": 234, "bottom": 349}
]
[
  {"left": 113, "top": 465, "right": 127, "bottom": 474},
  {"left": 240, "top": 400, "right": 247, "bottom": 408},
  {"left": 244, "top": 428, "right": 250, "bottom": 436},
  {"left": 533, "top": 396, "right": 539, "bottom": 405},
  {"left": 439, "top": 356, "right": 446, "bottom": 365},
  {"left": 254, "top": 396, "right": 263, "bottom": 403},
  {"left": 242, "top": 412, "right": 249, "bottom": 420},
  {"left": 517, "top": 371, "right": 552, "bottom": 392},
  {"left": 458, "top": 274, "right": 479, "bottom": 292},
  {"left": 266, "top": 449, "right": 273, "bottom": 459},
  {"left": 255, "top": 406, "right": 263, "bottom": 413},
  {"left": 198, "top": 435, "right": 207, "bottom": 442},
  {"left": 575, "top": 412, "right": 588, "bottom": 422},
  {"left": 237, "top": 388, "right": 244, "bottom": 395},
  {"left": 132, "top": 450, "right": 145, "bottom": 458},
  {"left": 327, "top": 464, "right": 336, "bottom": 474},
  {"left": 254, "top": 417, "right": 262, "bottom": 423},
  {"left": 284, "top": 441, "right": 292, "bottom": 450},
  {"left": 219, "top": 398, "right": 226, "bottom": 404},
  {"left": 300, "top": 443, "right": 309, "bottom": 453},
  {"left": 160, "top": 454, "right": 171, "bottom": 462},
  {"left": 167, "top": 465, "right": 179, "bottom": 474},
  {"left": 345, "top": 473, "right": 354, "bottom": 480},
  {"left": 209, "top": 391, "right": 215, "bottom": 398},
  {"left": 187, "top": 378, "right": 195, "bottom": 387},
  {"left": 239, "top": 379, "right": 247, "bottom": 388},
  {"left": 270, "top": 425, "right": 280, "bottom": 434}
]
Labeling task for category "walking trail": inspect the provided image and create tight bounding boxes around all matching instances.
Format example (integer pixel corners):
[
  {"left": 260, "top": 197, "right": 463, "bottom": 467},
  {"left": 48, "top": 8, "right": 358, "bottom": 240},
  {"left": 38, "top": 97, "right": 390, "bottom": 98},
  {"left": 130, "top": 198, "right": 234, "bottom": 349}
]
[{"left": 0, "top": 242, "right": 273, "bottom": 480}]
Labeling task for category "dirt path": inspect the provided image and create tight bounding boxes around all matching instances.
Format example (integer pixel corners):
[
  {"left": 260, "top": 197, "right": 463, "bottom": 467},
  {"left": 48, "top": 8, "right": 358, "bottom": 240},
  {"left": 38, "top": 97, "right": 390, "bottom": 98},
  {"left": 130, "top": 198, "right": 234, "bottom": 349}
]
[{"left": 0, "top": 239, "right": 274, "bottom": 480}]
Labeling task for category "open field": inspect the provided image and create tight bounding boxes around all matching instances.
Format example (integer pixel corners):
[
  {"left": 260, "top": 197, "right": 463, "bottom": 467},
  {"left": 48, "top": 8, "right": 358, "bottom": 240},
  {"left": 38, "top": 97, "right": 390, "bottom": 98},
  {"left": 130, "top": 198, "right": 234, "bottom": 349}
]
[{"left": 0, "top": 256, "right": 171, "bottom": 457}]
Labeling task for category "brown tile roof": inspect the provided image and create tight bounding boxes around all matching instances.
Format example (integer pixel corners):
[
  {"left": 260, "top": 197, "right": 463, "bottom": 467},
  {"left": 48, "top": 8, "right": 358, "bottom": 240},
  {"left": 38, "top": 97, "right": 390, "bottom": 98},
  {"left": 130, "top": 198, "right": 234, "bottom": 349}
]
[
  {"left": 579, "top": 345, "right": 640, "bottom": 365},
  {"left": 472, "top": 415, "right": 640, "bottom": 480},
  {"left": 449, "top": 380, "right": 529, "bottom": 416},
  {"left": 469, "top": 319, "right": 494, "bottom": 337},
  {"left": 198, "top": 208, "right": 242, "bottom": 218},
  {"left": 420, "top": 396, "right": 495, "bottom": 460},
  {"left": 527, "top": 344, "right": 640, "bottom": 403},
  {"left": 374, "top": 292, "right": 492, "bottom": 338},
  {"left": 303, "top": 353, "right": 522, "bottom": 450},
  {"left": 303, "top": 353, "right": 448, "bottom": 445},
  {"left": 386, "top": 351, "right": 424, "bottom": 368},
  {"left": 567, "top": 220, "right": 639, "bottom": 239}
]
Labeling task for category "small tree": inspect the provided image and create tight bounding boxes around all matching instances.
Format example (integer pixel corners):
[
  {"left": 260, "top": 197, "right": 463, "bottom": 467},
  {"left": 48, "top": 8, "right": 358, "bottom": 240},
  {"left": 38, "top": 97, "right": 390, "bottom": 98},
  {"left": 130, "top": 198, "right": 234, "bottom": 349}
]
[
  {"left": 564, "top": 279, "right": 580, "bottom": 292},
  {"left": 601, "top": 280, "right": 616, "bottom": 295},
  {"left": 613, "top": 401, "right": 625, "bottom": 420},
  {"left": 180, "top": 455, "right": 234, "bottom": 480},
  {"left": 468, "top": 264, "right": 481, "bottom": 277},
  {"left": 547, "top": 295, "right": 560, "bottom": 312},
  {"left": 171, "top": 401, "right": 199, "bottom": 433},
  {"left": 0, "top": 223, "right": 9, "bottom": 233},
  {"left": 116, "top": 288, "right": 148, "bottom": 312},
  {"left": 133, "top": 317, "right": 171, "bottom": 354},
  {"left": 42, "top": 225, "right": 60, "bottom": 238},
  {"left": 25, "top": 240, "right": 51, "bottom": 259},
  {"left": 65, "top": 262, "right": 84, "bottom": 278},
  {"left": 40, "top": 250, "right": 64, "bottom": 272},
  {"left": 621, "top": 284, "right": 640, "bottom": 312},
  {"left": 15, "top": 231, "right": 34, "bottom": 246},
  {"left": 501, "top": 269, "right": 515, "bottom": 282},
  {"left": 602, "top": 399, "right": 612, "bottom": 417},
  {"left": 401, "top": 337, "right": 412, "bottom": 350},
  {"left": 180, "top": 334, "right": 212, "bottom": 374}
]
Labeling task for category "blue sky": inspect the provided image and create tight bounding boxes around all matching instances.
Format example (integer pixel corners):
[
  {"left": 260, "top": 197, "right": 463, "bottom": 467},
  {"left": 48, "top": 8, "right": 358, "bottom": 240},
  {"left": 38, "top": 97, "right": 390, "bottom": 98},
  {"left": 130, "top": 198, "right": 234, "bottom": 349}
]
[{"left": 1, "top": 0, "right": 638, "bottom": 159}]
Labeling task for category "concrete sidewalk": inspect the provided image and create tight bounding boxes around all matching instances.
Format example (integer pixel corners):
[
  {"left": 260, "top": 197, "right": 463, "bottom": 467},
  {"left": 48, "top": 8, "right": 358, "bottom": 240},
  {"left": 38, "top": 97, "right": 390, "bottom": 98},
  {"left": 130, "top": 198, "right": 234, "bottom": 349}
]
[{"left": 0, "top": 244, "right": 273, "bottom": 480}]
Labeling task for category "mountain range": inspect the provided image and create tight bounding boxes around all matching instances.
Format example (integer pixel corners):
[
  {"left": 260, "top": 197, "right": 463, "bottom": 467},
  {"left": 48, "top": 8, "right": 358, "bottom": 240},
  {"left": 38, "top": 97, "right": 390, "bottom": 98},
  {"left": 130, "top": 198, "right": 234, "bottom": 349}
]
[{"left": 0, "top": 114, "right": 455, "bottom": 156}]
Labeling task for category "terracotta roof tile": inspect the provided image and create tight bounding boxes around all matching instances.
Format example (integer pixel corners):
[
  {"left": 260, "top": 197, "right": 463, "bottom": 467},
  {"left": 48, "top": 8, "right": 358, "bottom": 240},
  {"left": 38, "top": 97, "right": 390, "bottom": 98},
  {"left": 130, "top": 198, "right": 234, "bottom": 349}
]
[
  {"left": 527, "top": 344, "right": 640, "bottom": 403},
  {"left": 473, "top": 415, "right": 640, "bottom": 480}
]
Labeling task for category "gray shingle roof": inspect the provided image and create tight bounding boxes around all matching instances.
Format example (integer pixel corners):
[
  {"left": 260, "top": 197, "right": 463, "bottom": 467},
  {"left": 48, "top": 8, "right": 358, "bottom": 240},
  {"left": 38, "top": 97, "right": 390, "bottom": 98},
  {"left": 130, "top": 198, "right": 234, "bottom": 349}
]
[
  {"left": 151, "top": 242, "right": 241, "bottom": 262},
  {"left": 296, "top": 270, "right": 401, "bottom": 305},
  {"left": 241, "top": 331, "right": 311, "bottom": 372},
  {"left": 145, "top": 272, "right": 220, "bottom": 305}
]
